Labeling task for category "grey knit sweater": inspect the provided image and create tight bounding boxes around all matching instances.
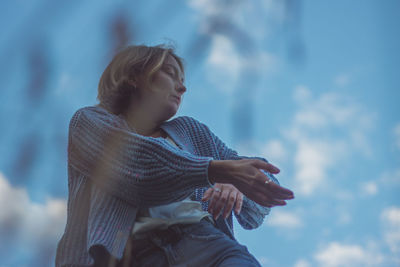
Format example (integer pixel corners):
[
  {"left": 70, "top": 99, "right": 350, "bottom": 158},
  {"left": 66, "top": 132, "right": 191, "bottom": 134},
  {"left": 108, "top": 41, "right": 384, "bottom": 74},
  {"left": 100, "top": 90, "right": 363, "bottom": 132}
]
[{"left": 55, "top": 106, "right": 278, "bottom": 267}]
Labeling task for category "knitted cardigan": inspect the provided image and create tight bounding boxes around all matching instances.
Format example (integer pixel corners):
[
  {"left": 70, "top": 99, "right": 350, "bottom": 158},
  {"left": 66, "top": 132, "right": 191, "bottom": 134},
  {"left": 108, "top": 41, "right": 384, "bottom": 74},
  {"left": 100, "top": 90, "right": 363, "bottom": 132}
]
[{"left": 55, "top": 106, "right": 278, "bottom": 267}]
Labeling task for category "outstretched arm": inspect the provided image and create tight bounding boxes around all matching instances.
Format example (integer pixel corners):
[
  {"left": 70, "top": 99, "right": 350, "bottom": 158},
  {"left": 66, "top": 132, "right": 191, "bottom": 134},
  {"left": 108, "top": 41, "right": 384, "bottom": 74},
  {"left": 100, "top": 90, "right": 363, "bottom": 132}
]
[
  {"left": 68, "top": 107, "right": 213, "bottom": 208},
  {"left": 202, "top": 123, "right": 294, "bottom": 229},
  {"left": 208, "top": 159, "right": 293, "bottom": 208}
]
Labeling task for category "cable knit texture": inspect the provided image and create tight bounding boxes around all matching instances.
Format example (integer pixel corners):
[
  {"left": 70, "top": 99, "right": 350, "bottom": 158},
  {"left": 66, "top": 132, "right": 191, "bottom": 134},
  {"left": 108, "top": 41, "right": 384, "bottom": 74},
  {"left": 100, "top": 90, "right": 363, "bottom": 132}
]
[{"left": 55, "top": 106, "right": 278, "bottom": 267}]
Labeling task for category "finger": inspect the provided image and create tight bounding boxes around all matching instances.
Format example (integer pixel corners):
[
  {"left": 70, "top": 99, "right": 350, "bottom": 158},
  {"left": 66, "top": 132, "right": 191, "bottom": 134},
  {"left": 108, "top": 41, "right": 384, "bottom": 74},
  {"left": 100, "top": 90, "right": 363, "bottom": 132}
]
[
  {"left": 202, "top": 188, "right": 213, "bottom": 202},
  {"left": 236, "top": 188, "right": 265, "bottom": 207},
  {"left": 255, "top": 170, "right": 278, "bottom": 185},
  {"left": 257, "top": 185, "right": 293, "bottom": 203},
  {"left": 223, "top": 191, "right": 237, "bottom": 219},
  {"left": 269, "top": 198, "right": 287, "bottom": 206},
  {"left": 208, "top": 190, "right": 220, "bottom": 214},
  {"left": 255, "top": 173, "right": 294, "bottom": 199},
  {"left": 213, "top": 190, "right": 229, "bottom": 220},
  {"left": 264, "top": 188, "right": 294, "bottom": 201},
  {"left": 255, "top": 192, "right": 283, "bottom": 207},
  {"left": 234, "top": 193, "right": 243, "bottom": 215},
  {"left": 265, "top": 182, "right": 294, "bottom": 199},
  {"left": 257, "top": 189, "right": 287, "bottom": 206},
  {"left": 234, "top": 179, "right": 291, "bottom": 207},
  {"left": 253, "top": 160, "right": 280, "bottom": 174}
]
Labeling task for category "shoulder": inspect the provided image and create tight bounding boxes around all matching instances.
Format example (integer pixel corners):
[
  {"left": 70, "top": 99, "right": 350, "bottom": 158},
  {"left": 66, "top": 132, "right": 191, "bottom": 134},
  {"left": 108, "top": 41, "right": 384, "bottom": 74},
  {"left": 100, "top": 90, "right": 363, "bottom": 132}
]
[
  {"left": 69, "top": 105, "right": 128, "bottom": 131},
  {"left": 72, "top": 105, "right": 116, "bottom": 120},
  {"left": 166, "top": 116, "right": 211, "bottom": 134},
  {"left": 164, "top": 116, "right": 223, "bottom": 147}
]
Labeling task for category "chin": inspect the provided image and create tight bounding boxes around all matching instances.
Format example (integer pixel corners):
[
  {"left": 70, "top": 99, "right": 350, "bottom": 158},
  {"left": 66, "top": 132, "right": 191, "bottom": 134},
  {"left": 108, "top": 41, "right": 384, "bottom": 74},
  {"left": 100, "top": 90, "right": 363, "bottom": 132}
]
[{"left": 161, "top": 106, "right": 178, "bottom": 121}]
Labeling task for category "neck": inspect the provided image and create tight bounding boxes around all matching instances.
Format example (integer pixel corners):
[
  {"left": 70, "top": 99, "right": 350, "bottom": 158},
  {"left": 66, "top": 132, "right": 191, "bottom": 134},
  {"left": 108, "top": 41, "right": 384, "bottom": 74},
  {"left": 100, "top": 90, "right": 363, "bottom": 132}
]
[{"left": 122, "top": 106, "right": 164, "bottom": 137}]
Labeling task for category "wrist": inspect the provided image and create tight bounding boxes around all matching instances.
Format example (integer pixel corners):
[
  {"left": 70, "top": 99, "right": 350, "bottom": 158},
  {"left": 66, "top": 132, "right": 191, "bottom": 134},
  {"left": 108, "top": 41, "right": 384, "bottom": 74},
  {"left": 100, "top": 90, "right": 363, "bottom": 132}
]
[{"left": 208, "top": 160, "right": 231, "bottom": 184}]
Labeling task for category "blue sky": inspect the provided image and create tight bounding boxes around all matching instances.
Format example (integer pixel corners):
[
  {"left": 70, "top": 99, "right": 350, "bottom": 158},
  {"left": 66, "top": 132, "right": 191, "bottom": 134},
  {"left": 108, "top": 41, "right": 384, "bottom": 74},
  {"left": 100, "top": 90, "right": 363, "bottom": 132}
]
[{"left": 0, "top": 0, "right": 399, "bottom": 266}]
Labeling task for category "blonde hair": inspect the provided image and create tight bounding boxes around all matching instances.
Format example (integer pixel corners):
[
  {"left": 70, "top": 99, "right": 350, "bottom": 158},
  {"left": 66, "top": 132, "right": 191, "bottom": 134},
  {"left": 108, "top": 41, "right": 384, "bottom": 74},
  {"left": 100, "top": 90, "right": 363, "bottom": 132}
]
[{"left": 97, "top": 44, "right": 184, "bottom": 114}]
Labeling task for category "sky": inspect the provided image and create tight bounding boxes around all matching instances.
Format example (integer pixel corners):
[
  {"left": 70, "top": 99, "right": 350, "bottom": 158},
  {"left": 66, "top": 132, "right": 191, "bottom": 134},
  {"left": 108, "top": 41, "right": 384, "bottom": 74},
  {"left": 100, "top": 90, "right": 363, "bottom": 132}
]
[{"left": 0, "top": 0, "right": 399, "bottom": 266}]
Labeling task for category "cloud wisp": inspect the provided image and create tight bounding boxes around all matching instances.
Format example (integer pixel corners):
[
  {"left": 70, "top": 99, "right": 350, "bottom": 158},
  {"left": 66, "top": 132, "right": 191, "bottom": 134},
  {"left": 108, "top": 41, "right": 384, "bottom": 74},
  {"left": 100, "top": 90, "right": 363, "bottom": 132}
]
[
  {"left": 265, "top": 209, "right": 303, "bottom": 229},
  {"left": 394, "top": 123, "right": 400, "bottom": 151},
  {"left": 313, "top": 242, "right": 383, "bottom": 267},
  {"left": 0, "top": 172, "right": 67, "bottom": 265},
  {"left": 381, "top": 206, "right": 400, "bottom": 257},
  {"left": 205, "top": 34, "right": 279, "bottom": 94},
  {"left": 188, "top": 0, "right": 283, "bottom": 95},
  {"left": 284, "top": 86, "right": 375, "bottom": 196}
]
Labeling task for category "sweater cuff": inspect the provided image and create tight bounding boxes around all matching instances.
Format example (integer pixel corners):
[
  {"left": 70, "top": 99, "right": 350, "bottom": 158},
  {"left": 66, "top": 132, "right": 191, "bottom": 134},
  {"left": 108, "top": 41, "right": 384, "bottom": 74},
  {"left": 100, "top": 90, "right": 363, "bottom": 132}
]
[{"left": 184, "top": 156, "right": 214, "bottom": 188}]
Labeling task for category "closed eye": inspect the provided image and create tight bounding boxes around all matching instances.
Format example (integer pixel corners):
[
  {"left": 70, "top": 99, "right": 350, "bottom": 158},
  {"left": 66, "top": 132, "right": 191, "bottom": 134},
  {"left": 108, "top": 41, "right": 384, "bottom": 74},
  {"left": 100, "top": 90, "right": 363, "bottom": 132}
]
[
  {"left": 163, "top": 67, "right": 175, "bottom": 78},
  {"left": 163, "top": 64, "right": 185, "bottom": 84}
]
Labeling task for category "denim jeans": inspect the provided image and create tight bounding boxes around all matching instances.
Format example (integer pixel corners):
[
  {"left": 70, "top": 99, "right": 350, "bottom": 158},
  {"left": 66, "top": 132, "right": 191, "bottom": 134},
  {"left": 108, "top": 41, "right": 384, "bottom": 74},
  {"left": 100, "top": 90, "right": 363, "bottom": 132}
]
[{"left": 125, "top": 218, "right": 261, "bottom": 267}]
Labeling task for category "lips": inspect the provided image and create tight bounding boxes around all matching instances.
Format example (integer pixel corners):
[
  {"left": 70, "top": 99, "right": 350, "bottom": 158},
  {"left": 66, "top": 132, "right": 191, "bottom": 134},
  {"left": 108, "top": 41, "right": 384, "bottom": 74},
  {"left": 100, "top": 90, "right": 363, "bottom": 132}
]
[{"left": 171, "top": 95, "right": 181, "bottom": 104}]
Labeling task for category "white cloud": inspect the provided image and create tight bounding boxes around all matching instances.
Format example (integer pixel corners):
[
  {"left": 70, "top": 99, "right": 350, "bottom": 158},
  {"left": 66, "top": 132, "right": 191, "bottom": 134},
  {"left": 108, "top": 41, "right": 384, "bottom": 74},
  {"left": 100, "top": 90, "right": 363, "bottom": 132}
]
[
  {"left": 260, "top": 0, "right": 287, "bottom": 24},
  {"left": 206, "top": 35, "right": 240, "bottom": 93},
  {"left": 256, "top": 256, "right": 270, "bottom": 267},
  {"left": 0, "top": 172, "right": 67, "bottom": 256},
  {"left": 379, "top": 168, "right": 400, "bottom": 186},
  {"left": 284, "top": 86, "right": 374, "bottom": 196},
  {"left": 293, "top": 259, "right": 311, "bottom": 267},
  {"left": 314, "top": 242, "right": 383, "bottom": 267},
  {"left": 334, "top": 190, "right": 353, "bottom": 201},
  {"left": 294, "top": 109, "right": 327, "bottom": 129},
  {"left": 55, "top": 72, "right": 72, "bottom": 95},
  {"left": 336, "top": 210, "right": 352, "bottom": 225},
  {"left": 266, "top": 210, "right": 303, "bottom": 229},
  {"left": 334, "top": 73, "right": 350, "bottom": 87},
  {"left": 189, "top": 0, "right": 287, "bottom": 38},
  {"left": 291, "top": 89, "right": 368, "bottom": 130},
  {"left": 360, "top": 181, "right": 378, "bottom": 196},
  {"left": 350, "top": 130, "right": 373, "bottom": 157},
  {"left": 293, "top": 85, "right": 312, "bottom": 104},
  {"left": 293, "top": 140, "right": 343, "bottom": 195},
  {"left": 251, "top": 51, "right": 279, "bottom": 74},
  {"left": 189, "top": 1, "right": 282, "bottom": 94},
  {"left": 207, "top": 34, "right": 240, "bottom": 75},
  {"left": 381, "top": 206, "right": 400, "bottom": 255},
  {"left": 261, "top": 139, "right": 287, "bottom": 163},
  {"left": 394, "top": 123, "right": 400, "bottom": 150},
  {"left": 206, "top": 34, "right": 279, "bottom": 94},
  {"left": 188, "top": 0, "right": 234, "bottom": 17}
]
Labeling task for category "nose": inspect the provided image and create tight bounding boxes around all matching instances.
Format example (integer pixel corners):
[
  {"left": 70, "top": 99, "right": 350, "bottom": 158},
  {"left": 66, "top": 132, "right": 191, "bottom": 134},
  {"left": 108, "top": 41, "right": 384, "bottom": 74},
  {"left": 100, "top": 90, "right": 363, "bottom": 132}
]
[{"left": 176, "top": 82, "right": 186, "bottom": 95}]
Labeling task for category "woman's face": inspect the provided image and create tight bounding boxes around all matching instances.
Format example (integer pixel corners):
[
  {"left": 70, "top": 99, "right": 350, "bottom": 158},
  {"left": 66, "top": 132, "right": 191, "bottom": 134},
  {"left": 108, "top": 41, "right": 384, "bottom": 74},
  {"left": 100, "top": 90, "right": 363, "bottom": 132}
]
[{"left": 139, "top": 55, "right": 186, "bottom": 121}]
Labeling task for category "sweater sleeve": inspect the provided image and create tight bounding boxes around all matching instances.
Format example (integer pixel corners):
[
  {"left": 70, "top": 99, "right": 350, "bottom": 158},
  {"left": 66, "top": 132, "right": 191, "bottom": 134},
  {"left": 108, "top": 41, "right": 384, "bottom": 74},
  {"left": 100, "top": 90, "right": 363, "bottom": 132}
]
[
  {"left": 68, "top": 107, "right": 213, "bottom": 207},
  {"left": 204, "top": 123, "right": 279, "bottom": 230}
]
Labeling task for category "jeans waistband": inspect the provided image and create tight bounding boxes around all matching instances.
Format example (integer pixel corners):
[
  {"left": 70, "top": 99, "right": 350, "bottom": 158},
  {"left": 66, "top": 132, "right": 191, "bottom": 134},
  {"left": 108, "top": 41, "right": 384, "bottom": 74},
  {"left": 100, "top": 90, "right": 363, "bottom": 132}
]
[{"left": 131, "top": 217, "right": 213, "bottom": 247}]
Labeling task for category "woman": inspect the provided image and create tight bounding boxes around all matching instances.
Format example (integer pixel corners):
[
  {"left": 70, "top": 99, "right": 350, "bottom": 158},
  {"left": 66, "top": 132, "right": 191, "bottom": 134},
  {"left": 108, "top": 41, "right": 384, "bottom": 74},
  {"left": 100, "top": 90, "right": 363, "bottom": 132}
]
[{"left": 56, "top": 44, "right": 294, "bottom": 266}]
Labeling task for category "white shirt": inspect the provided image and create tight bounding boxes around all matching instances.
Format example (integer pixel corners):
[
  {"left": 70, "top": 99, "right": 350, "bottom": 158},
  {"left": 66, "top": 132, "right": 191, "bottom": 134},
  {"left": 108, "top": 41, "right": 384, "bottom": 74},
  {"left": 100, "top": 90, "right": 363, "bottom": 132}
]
[{"left": 132, "top": 136, "right": 212, "bottom": 237}]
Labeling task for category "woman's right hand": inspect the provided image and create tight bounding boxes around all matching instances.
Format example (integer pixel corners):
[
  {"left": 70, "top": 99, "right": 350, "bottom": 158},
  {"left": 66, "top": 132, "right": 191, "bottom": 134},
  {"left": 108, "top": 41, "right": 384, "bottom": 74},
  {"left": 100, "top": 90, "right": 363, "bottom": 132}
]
[{"left": 208, "top": 159, "right": 294, "bottom": 207}]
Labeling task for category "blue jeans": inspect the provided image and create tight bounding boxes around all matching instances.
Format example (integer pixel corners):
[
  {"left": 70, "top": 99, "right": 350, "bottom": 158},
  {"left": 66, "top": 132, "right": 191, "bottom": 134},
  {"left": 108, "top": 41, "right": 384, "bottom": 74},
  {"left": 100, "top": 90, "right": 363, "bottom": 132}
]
[{"left": 126, "top": 218, "right": 261, "bottom": 267}]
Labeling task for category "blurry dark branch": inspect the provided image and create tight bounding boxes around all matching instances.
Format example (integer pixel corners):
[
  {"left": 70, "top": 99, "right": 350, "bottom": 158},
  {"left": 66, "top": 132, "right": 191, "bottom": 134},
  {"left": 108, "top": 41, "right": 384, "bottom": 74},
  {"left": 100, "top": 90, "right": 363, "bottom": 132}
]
[
  {"left": 284, "top": 0, "right": 306, "bottom": 66},
  {"left": 0, "top": 0, "right": 81, "bottom": 72},
  {"left": 27, "top": 40, "right": 50, "bottom": 105},
  {"left": 2, "top": 0, "right": 82, "bottom": 187},
  {"left": 110, "top": 12, "right": 132, "bottom": 55},
  {"left": 10, "top": 133, "right": 40, "bottom": 183},
  {"left": 183, "top": 0, "right": 306, "bottom": 146},
  {"left": 184, "top": 0, "right": 257, "bottom": 144}
]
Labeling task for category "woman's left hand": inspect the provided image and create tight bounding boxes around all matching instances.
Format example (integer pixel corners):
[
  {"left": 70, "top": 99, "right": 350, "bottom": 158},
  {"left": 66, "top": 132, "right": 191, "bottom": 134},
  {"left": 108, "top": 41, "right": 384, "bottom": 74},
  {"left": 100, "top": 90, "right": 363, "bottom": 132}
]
[{"left": 202, "top": 183, "right": 243, "bottom": 220}]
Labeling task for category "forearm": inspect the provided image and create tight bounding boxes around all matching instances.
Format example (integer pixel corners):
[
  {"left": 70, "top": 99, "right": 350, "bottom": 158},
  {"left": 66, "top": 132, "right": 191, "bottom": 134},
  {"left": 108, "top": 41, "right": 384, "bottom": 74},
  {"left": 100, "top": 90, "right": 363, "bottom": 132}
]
[
  {"left": 207, "top": 160, "right": 231, "bottom": 184},
  {"left": 208, "top": 160, "right": 272, "bottom": 229},
  {"left": 193, "top": 120, "right": 293, "bottom": 228},
  {"left": 235, "top": 196, "right": 271, "bottom": 229},
  {"left": 207, "top": 158, "right": 289, "bottom": 230},
  {"left": 69, "top": 107, "right": 214, "bottom": 207}
]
